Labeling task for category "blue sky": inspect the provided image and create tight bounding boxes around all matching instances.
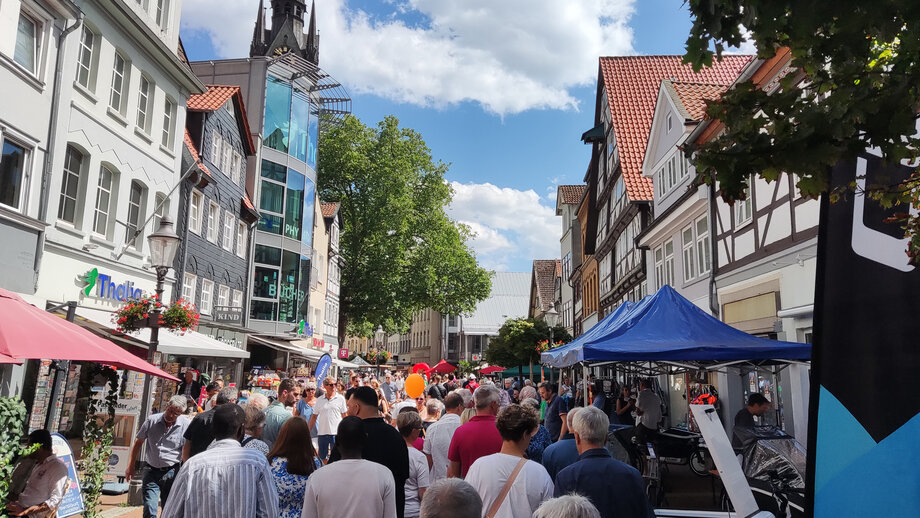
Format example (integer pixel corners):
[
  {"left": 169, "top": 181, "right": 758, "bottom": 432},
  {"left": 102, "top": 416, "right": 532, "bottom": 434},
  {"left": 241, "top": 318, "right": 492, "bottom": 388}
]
[{"left": 180, "top": 0, "right": 702, "bottom": 272}]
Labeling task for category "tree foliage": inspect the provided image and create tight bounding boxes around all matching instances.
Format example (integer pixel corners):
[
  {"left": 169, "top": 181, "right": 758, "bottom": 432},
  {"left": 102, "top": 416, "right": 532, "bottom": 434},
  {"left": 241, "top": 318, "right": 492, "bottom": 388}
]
[
  {"left": 319, "top": 115, "right": 492, "bottom": 339},
  {"left": 485, "top": 318, "right": 573, "bottom": 368},
  {"left": 684, "top": 1, "right": 920, "bottom": 262}
]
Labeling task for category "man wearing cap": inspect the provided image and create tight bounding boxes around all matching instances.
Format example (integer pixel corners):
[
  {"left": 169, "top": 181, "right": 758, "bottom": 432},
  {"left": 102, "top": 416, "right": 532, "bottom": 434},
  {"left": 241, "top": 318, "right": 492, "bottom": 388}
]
[{"left": 463, "top": 374, "right": 479, "bottom": 393}]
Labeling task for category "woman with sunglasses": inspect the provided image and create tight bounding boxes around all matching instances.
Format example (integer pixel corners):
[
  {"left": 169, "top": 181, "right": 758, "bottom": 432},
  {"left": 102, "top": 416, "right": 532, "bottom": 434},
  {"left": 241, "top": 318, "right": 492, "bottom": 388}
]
[{"left": 294, "top": 381, "right": 319, "bottom": 447}]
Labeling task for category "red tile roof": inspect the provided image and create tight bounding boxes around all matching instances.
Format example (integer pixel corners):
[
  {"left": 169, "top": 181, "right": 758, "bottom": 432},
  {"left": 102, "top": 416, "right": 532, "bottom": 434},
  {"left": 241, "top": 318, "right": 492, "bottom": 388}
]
[
  {"left": 532, "top": 259, "right": 561, "bottom": 312},
  {"left": 321, "top": 202, "right": 339, "bottom": 218},
  {"left": 187, "top": 85, "right": 256, "bottom": 155},
  {"left": 599, "top": 55, "right": 752, "bottom": 201},
  {"left": 667, "top": 81, "right": 729, "bottom": 122},
  {"left": 558, "top": 185, "right": 586, "bottom": 205},
  {"left": 183, "top": 129, "right": 212, "bottom": 177}
]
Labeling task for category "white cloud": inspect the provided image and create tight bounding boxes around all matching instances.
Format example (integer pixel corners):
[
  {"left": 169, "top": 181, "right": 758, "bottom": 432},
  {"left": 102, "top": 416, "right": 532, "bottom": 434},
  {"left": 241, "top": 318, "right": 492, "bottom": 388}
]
[
  {"left": 181, "top": 0, "right": 636, "bottom": 115},
  {"left": 447, "top": 181, "right": 560, "bottom": 271}
]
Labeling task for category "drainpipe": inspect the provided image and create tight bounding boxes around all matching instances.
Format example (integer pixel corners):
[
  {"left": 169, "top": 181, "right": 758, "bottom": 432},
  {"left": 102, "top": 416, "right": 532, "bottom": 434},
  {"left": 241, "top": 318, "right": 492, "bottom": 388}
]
[
  {"left": 708, "top": 182, "right": 720, "bottom": 318},
  {"left": 34, "top": 13, "right": 83, "bottom": 292}
]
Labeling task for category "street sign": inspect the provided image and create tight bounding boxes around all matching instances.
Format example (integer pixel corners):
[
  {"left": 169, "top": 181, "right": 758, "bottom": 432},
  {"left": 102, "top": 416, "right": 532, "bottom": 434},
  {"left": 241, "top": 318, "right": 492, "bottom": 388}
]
[
  {"left": 213, "top": 306, "right": 243, "bottom": 324},
  {"left": 338, "top": 348, "right": 349, "bottom": 359}
]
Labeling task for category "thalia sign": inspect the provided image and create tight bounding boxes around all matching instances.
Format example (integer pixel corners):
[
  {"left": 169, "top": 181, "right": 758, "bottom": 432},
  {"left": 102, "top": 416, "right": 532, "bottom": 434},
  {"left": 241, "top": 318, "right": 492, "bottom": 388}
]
[{"left": 80, "top": 268, "right": 144, "bottom": 302}]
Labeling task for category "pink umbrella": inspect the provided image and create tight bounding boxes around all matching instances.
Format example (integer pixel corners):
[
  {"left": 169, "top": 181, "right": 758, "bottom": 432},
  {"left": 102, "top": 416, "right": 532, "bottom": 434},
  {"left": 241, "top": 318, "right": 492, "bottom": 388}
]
[
  {"left": 0, "top": 352, "right": 22, "bottom": 364},
  {"left": 428, "top": 359, "right": 456, "bottom": 374},
  {"left": 0, "top": 288, "right": 177, "bottom": 380},
  {"left": 479, "top": 366, "right": 505, "bottom": 375}
]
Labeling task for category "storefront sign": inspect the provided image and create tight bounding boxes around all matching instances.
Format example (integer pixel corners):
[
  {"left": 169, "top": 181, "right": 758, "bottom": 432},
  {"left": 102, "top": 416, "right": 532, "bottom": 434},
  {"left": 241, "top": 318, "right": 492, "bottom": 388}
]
[
  {"left": 213, "top": 306, "right": 243, "bottom": 324},
  {"left": 51, "top": 433, "right": 85, "bottom": 518},
  {"left": 338, "top": 348, "right": 349, "bottom": 359},
  {"left": 80, "top": 268, "right": 143, "bottom": 302}
]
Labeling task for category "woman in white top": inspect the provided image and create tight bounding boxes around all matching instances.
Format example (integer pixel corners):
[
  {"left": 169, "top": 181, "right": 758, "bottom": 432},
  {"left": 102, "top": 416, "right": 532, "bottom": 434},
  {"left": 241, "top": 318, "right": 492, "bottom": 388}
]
[
  {"left": 465, "top": 404, "right": 553, "bottom": 518},
  {"left": 397, "top": 410, "right": 431, "bottom": 517}
]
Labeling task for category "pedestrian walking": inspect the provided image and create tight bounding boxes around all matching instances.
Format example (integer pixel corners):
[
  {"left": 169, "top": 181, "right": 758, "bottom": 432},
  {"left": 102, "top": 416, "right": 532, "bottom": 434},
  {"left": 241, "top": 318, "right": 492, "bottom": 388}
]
[
  {"left": 126, "top": 395, "right": 190, "bottom": 518},
  {"left": 422, "top": 392, "right": 463, "bottom": 482},
  {"left": 422, "top": 399, "right": 442, "bottom": 431},
  {"left": 519, "top": 398, "right": 552, "bottom": 463},
  {"left": 539, "top": 382, "right": 568, "bottom": 442},
  {"left": 300, "top": 416, "right": 397, "bottom": 518},
  {"left": 381, "top": 372, "right": 398, "bottom": 404},
  {"left": 309, "top": 376, "right": 348, "bottom": 462},
  {"left": 418, "top": 478, "right": 482, "bottom": 518},
  {"left": 242, "top": 403, "right": 270, "bottom": 456},
  {"left": 182, "top": 386, "right": 238, "bottom": 461},
  {"left": 268, "top": 418, "right": 321, "bottom": 518},
  {"left": 262, "top": 379, "right": 300, "bottom": 448},
  {"left": 540, "top": 407, "right": 582, "bottom": 482},
  {"left": 465, "top": 404, "right": 554, "bottom": 518},
  {"left": 554, "top": 406, "right": 653, "bottom": 518},
  {"left": 446, "top": 385, "right": 502, "bottom": 478},
  {"left": 397, "top": 411, "right": 431, "bottom": 518},
  {"left": 162, "top": 404, "right": 279, "bottom": 518}
]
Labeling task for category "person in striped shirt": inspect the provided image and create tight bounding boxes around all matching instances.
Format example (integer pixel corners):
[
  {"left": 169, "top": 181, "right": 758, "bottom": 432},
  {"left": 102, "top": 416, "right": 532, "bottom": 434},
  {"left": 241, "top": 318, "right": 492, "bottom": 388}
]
[{"left": 161, "top": 404, "right": 279, "bottom": 518}]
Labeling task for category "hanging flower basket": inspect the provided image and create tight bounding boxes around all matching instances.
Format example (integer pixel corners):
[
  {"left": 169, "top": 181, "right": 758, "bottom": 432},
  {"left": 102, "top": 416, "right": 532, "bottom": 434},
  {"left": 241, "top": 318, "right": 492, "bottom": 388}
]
[
  {"left": 535, "top": 339, "right": 566, "bottom": 353},
  {"left": 367, "top": 349, "right": 391, "bottom": 364},
  {"left": 113, "top": 295, "right": 200, "bottom": 335}
]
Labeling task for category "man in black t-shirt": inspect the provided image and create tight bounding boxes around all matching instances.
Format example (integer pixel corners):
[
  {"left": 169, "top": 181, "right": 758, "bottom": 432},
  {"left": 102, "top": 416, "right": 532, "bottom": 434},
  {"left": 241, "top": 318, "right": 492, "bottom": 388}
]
[
  {"left": 731, "top": 393, "right": 771, "bottom": 449},
  {"left": 330, "top": 386, "right": 410, "bottom": 518},
  {"left": 540, "top": 381, "right": 568, "bottom": 442},
  {"left": 182, "top": 386, "right": 237, "bottom": 460}
]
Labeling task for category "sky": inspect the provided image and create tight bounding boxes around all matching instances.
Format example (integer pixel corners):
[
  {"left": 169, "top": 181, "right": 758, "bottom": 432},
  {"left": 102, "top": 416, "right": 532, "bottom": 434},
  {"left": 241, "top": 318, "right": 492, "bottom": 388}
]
[{"left": 179, "top": 0, "right": 742, "bottom": 273}]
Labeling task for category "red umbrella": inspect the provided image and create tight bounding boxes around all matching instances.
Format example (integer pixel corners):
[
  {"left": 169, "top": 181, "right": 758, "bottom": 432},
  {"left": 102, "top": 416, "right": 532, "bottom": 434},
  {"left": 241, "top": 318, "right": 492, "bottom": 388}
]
[
  {"left": 0, "top": 352, "right": 22, "bottom": 364},
  {"left": 479, "top": 366, "right": 505, "bottom": 375},
  {"left": 0, "top": 288, "right": 177, "bottom": 380},
  {"left": 412, "top": 362, "right": 431, "bottom": 374},
  {"left": 429, "top": 359, "right": 456, "bottom": 374}
]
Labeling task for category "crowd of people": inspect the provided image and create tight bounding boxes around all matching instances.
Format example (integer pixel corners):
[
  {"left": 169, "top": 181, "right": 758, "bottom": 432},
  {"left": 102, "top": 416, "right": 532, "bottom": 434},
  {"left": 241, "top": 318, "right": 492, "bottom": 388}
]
[{"left": 5, "top": 370, "right": 660, "bottom": 518}]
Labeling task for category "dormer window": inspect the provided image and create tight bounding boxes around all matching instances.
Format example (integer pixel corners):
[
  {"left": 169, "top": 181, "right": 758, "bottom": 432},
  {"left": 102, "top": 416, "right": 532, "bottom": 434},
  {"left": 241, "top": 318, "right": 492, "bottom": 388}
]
[{"left": 667, "top": 114, "right": 673, "bottom": 133}]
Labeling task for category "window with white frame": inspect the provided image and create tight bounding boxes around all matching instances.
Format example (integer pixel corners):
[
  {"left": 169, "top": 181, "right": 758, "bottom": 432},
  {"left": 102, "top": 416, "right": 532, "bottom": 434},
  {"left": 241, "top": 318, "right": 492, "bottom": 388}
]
[
  {"left": 667, "top": 113, "right": 673, "bottom": 133},
  {"left": 75, "top": 26, "right": 96, "bottom": 89},
  {"left": 222, "top": 210, "right": 234, "bottom": 250},
  {"left": 657, "top": 152, "right": 692, "bottom": 197},
  {"left": 125, "top": 180, "right": 145, "bottom": 248},
  {"left": 231, "top": 152, "right": 242, "bottom": 185},
  {"left": 156, "top": 0, "right": 170, "bottom": 29},
  {"left": 189, "top": 190, "right": 202, "bottom": 234},
  {"left": 610, "top": 176, "right": 626, "bottom": 223},
  {"left": 200, "top": 279, "right": 214, "bottom": 314},
  {"left": 58, "top": 145, "right": 84, "bottom": 224},
  {"left": 606, "top": 130, "right": 618, "bottom": 175},
  {"left": 231, "top": 289, "right": 243, "bottom": 309},
  {"left": 236, "top": 221, "right": 247, "bottom": 257},
  {"left": 596, "top": 201, "right": 608, "bottom": 243},
  {"left": 161, "top": 97, "right": 176, "bottom": 149},
  {"left": 14, "top": 12, "right": 40, "bottom": 74},
  {"left": 654, "top": 246, "right": 664, "bottom": 290},
  {"left": 217, "top": 285, "right": 230, "bottom": 308},
  {"left": 682, "top": 225, "right": 696, "bottom": 282},
  {"left": 695, "top": 216, "right": 711, "bottom": 276},
  {"left": 182, "top": 272, "right": 196, "bottom": 302},
  {"left": 599, "top": 253, "right": 612, "bottom": 295},
  {"left": 734, "top": 193, "right": 753, "bottom": 227},
  {"left": 210, "top": 133, "right": 221, "bottom": 164},
  {"left": 664, "top": 240, "right": 675, "bottom": 287},
  {"left": 206, "top": 201, "right": 219, "bottom": 243},
  {"left": 1, "top": 139, "right": 29, "bottom": 212},
  {"left": 136, "top": 75, "right": 153, "bottom": 133},
  {"left": 152, "top": 193, "right": 168, "bottom": 230},
  {"left": 92, "top": 165, "right": 116, "bottom": 237},
  {"left": 109, "top": 52, "right": 129, "bottom": 114},
  {"left": 614, "top": 215, "right": 641, "bottom": 281},
  {"left": 221, "top": 142, "right": 232, "bottom": 175}
]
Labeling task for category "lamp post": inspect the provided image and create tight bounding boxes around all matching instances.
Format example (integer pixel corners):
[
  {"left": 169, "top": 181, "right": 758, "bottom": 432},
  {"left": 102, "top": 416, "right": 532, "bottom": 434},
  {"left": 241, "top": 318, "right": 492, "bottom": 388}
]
[
  {"left": 375, "top": 325, "right": 385, "bottom": 376},
  {"left": 128, "top": 216, "right": 180, "bottom": 503},
  {"left": 543, "top": 304, "right": 560, "bottom": 384}
]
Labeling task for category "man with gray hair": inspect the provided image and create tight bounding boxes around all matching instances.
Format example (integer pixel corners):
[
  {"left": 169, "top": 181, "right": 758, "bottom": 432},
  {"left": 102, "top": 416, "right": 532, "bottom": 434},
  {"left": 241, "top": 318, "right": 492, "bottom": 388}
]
[
  {"left": 127, "top": 395, "right": 191, "bottom": 518},
  {"left": 541, "top": 406, "right": 583, "bottom": 481},
  {"left": 555, "top": 406, "right": 653, "bottom": 518},
  {"left": 419, "top": 478, "right": 482, "bottom": 518},
  {"left": 533, "top": 494, "right": 601, "bottom": 518},
  {"left": 446, "top": 385, "right": 502, "bottom": 478},
  {"left": 182, "top": 386, "right": 238, "bottom": 461}
]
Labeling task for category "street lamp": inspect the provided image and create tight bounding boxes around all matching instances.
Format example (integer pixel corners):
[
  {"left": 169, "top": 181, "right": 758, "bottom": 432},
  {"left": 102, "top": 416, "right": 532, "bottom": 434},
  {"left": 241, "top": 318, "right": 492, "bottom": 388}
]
[
  {"left": 130, "top": 216, "right": 180, "bottom": 503},
  {"left": 375, "top": 325, "right": 385, "bottom": 375},
  {"left": 544, "top": 304, "right": 560, "bottom": 384}
]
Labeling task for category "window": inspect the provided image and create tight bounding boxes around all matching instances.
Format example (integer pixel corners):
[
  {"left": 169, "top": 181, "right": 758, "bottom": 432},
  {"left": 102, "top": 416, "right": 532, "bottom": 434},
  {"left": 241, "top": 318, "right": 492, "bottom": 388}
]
[
  {"left": 695, "top": 216, "right": 711, "bottom": 276},
  {"left": 231, "top": 152, "right": 242, "bottom": 185},
  {"left": 155, "top": 0, "right": 170, "bottom": 29},
  {"left": 664, "top": 240, "right": 675, "bottom": 287},
  {"left": 217, "top": 285, "right": 230, "bottom": 309},
  {"left": 596, "top": 202, "right": 608, "bottom": 243},
  {"left": 0, "top": 140, "right": 28, "bottom": 211},
  {"left": 14, "top": 13, "right": 40, "bottom": 74},
  {"left": 210, "top": 133, "right": 222, "bottom": 164},
  {"left": 161, "top": 97, "right": 176, "bottom": 149},
  {"left": 657, "top": 152, "right": 692, "bottom": 198},
  {"left": 734, "top": 192, "right": 753, "bottom": 226},
  {"left": 125, "top": 180, "right": 145, "bottom": 248},
  {"left": 599, "top": 254, "right": 611, "bottom": 295},
  {"left": 654, "top": 247, "right": 664, "bottom": 290},
  {"left": 667, "top": 113, "right": 673, "bottom": 133},
  {"left": 263, "top": 76, "right": 292, "bottom": 153},
  {"left": 58, "top": 146, "right": 83, "bottom": 224},
  {"left": 200, "top": 279, "right": 214, "bottom": 315},
  {"left": 92, "top": 166, "right": 116, "bottom": 237},
  {"left": 221, "top": 142, "right": 232, "bottom": 175},
  {"left": 222, "top": 210, "right": 234, "bottom": 250},
  {"left": 682, "top": 226, "right": 696, "bottom": 282},
  {"left": 231, "top": 289, "right": 243, "bottom": 309},
  {"left": 189, "top": 190, "right": 202, "bottom": 234},
  {"left": 136, "top": 76, "right": 153, "bottom": 132},
  {"left": 207, "top": 201, "right": 219, "bottom": 243},
  {"left": 75, "top": 26, "right": 95, "bottom": 89},
  {"left": 109, "top": 52, "right": 129, "bottom": 114},
  {"left": 182, "top": 272, "right": 196, "bottom": 302},
  {"left": 153, "top": 193, "right": 168, "bottom": 230},
  {"left": 236, "top": 221, "right": 247, "bottom": 257}
]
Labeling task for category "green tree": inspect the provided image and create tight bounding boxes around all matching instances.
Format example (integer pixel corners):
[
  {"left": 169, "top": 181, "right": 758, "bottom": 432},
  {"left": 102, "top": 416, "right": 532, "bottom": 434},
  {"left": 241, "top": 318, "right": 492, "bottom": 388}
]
[
  {"left": 683, "top": 1, "right": 920, "bottom": 262},
  {"left": 319, "top": 115, "right": 492, "bottom": 340},
  {"left": 485, "top": 318, "right": 572, "bottom": 379}
]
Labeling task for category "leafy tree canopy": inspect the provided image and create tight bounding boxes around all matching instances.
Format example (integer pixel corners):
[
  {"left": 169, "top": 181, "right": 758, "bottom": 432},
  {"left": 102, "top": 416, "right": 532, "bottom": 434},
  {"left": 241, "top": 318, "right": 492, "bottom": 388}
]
[
  {"left": 485, "top": 318, "right": 573, "bottom": 368},
  {"left": 684, "top": 1, "right": 920, "bottom": 261},
  {"left": 319, "top": 115, "right": 492, "bottom": 339}
]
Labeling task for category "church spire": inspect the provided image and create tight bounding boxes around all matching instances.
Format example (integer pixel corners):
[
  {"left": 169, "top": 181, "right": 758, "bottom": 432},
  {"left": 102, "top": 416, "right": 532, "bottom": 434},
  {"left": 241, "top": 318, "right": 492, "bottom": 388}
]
[
  {"left": 305, "top": 0, "right": 319, "bottom": 64},
  {"left": 250, "top": 0, "right": 267, "bottom": 57}
]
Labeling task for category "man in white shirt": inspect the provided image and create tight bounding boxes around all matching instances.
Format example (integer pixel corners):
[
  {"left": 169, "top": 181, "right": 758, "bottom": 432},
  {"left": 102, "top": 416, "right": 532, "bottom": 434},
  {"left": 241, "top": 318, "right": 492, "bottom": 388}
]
[
  {"left": 309, "top": 376, "right": 348, "bottom": 462},
  {"left": 6, "top": 430, "right": 68, "bottom": 518},
  {"left": 162, "top": 404, "right": 278, "bottom": 518},
  {"left": 422, "top": 392, "right": 463, "bottom": 482},
  {"left": 301, "top": 416, "right": 396, "bottom": 518},
  {"left": 634, "top": 378, "right": 662, "bottom": 445}
]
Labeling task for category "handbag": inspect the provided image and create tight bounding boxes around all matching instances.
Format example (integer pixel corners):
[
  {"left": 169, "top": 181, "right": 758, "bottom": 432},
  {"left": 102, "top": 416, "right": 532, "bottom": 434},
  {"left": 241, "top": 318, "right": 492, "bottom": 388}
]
[{"left": 485, "top": 457, "right": 528, "bottom": 518}]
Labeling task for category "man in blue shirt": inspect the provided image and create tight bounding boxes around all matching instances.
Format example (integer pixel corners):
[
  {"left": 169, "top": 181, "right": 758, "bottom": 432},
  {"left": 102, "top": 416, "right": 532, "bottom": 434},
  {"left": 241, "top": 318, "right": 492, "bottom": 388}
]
[
  {"left": 555, "top": 406, "right": 653, "bottom": 518},
  {"left": 539, "top": 382, "right": 567, "bottom": 442},
  {"left": 541, "top": 407, "right": 582, "bottom": 481}
]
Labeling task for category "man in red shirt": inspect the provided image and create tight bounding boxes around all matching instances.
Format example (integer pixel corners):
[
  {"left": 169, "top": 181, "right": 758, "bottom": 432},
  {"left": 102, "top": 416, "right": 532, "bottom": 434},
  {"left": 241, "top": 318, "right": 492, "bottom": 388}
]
[{"left": 447, "top": 384, "right": 502, "bottom": 478}]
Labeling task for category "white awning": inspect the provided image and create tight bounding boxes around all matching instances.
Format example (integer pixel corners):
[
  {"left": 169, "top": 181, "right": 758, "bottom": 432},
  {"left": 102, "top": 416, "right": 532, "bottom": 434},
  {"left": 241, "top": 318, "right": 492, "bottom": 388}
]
[
  {"left": 333, "top": 358, "right": 360, "bottom": 369},
  {"left": 75, "top": 307, "right": 250, "bottom": 359},
  {"left": 249, "top": 336, "right": 326, "bottom": 361}
]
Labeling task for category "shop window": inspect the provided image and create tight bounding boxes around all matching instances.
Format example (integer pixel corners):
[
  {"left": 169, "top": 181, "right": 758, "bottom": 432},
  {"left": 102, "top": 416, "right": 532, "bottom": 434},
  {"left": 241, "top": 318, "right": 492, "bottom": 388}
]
[
  {"left": 0, "top": 139, "right": 29, "bottom": 212},
  {"left": 254, "top": 244, "right": 281, "bottom": 265},
  {"left": 253, "top": 266, "right": 279, "bottom": 299},
  {"left": 250, "top": 300, "right": 277, "bottom": 321},
  {"left": 58, "top": 145, "right": 84, "bottom": 225}
]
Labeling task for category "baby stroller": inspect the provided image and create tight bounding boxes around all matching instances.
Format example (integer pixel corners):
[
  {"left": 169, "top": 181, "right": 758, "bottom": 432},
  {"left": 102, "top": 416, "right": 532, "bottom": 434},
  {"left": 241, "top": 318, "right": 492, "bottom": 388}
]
[{"left": 726, "top": 426, "right": 807, "bottom": 517}]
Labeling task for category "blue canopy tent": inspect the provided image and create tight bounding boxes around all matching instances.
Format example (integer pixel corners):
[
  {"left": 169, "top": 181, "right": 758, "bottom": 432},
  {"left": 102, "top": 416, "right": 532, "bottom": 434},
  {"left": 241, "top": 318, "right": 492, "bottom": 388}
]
[{"left": 542, "top": 285, "right": 810, "bottom": 369}]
